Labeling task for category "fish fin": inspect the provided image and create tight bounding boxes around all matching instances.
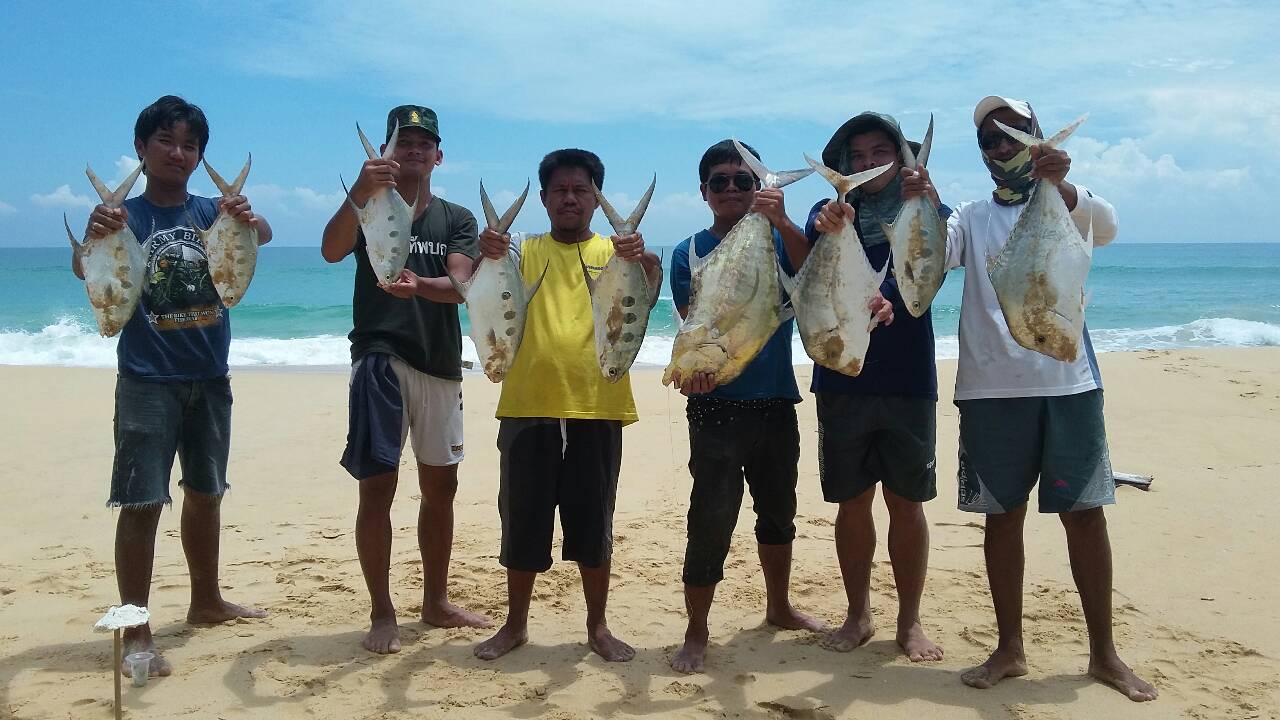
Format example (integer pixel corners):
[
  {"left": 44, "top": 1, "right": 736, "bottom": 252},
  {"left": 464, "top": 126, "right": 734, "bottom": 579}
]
[
  {"left": 86, "top": 162, "right": 143, "bottom": 207},
  {"left": 647, "top": 259, "right": 665, "bottom": 307},
  {"left": 732, "top": 138, "right": 772, "bottom": 183},
  {"left": 182, "top": 205, "right": 207, "bottom": 243},
  {"left": 1045, "top": 114, "right": 1088, "bottom": 148},
  {"left": 339, "top": 174, "right": 364, "bottom": 214},
  {"left": 880, "top": 220, "right": 894, "bottom": 240},
  {"left": 446, "top": 270, "right": 471, "bottom": 301},
  {"left": 479, "top": 180, "right": 500, "bottom": 229},
  {"left": 772, "top": 168, "right": 816, "bottom": 188},
  {"left": 527, "top": 260, "right": 551, "bottom": 299},
  {"left": 382, "top": 122, "right": 401, "bottom": 160},
  {"left": 776, "top": 260, "right": 798, "bottom": 297},
  {"left": 803, "top": 154, "right": 894, "bottom": 199},
  {"left": 204, "top": 159, "right": 232, "bottom": 197},
  {"left": 778, "top": 304, "right": 795, "bottom": 324},
  {"left": 410, "top": 172, "right": 427, "bottom": 216},
  {"left": 356, "top": 123, "right": 379, "bottom": 161},
  {"left": 578, "top": 245, "right": 596, "bottom": 295},
  {"left": 494, "top": 180, "right": 530, "bottom": 233},
  {"left": 996, "top": 114, "right": 1087, "bottom": 149},
  {"left": 914, "top": 114, "right": 935, "bottom": 168},
  {"left": 229, "top": 153, "right": 252, "bottom": 195},
  {"left": 63, "top": 214, "right": 83, "bottom": 252},
  {"left": 627, "top": 175, "right": 657, "bottom": 231},
  {"left": 592, "top": 183, "right": 626, "bottom": 235},
  {"left": 85, "top": 165, "right": 112, "bottom": 203},
  {"left": 687, "top": 234, "right": 709, "bottom": 276}
]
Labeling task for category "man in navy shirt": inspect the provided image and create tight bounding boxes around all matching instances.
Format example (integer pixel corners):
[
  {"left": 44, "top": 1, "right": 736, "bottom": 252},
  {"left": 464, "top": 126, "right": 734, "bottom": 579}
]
[
  {"left": 667, "top": 140, "right": 825, "bottom": 674},
  {"left": 806, "top": 112, "right": 949, "bottom": 661},
  {"left": 74, "top": 96, "right": 272, "bottom": 676}
]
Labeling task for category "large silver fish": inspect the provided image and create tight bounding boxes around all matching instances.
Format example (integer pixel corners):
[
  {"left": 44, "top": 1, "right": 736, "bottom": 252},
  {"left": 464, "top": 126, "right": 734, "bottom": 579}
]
[
  {"left": 780, "top": 156, "right": 895, "bottom": 376},
  {"left": 661, "top": 142, "right": 811, "bottom": 387},
  {"left": 988, "top": 115, "right": 1091, "bottom": 362},
  {"left": 883, "top": 114, "right": 947, "bottom": 318},
  {"left": 584, "top": 177, "right": 662, "bottom": 382},
  {"left": 195, "top": 155, "right": 258, "bottom": 307},
  {"left": 342, "top": 122, "right": 422, "bottom": 285},
  {"left": 65, "top": 163, "right": 146, "bottom": 337},
  {"left": 448, "top": 181, "right": 546, "bottom": 382}
]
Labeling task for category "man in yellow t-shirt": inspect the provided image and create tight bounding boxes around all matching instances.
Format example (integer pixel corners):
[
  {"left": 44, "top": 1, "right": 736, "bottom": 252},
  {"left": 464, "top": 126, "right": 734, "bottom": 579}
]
[{"left": 474, "top": 149, "right": 660, "bottom": 663}]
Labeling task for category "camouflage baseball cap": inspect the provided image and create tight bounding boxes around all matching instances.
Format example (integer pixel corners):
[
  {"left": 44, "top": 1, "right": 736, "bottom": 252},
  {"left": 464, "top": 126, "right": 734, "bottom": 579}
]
[{"left": 386, "top": 105, "right": 440, "bottom": 142}]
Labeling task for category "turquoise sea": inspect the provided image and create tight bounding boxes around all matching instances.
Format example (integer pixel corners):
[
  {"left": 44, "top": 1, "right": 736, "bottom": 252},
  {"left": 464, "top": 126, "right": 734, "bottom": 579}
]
[{"left": 2, "top": 243, "right": 1278, "bottom": 369}]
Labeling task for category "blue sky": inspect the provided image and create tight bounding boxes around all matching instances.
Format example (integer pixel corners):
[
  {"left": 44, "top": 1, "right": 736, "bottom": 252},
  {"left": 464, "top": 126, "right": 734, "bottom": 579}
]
[{"left": 2, "top": 0, "right": 1275, "bottom": 248}]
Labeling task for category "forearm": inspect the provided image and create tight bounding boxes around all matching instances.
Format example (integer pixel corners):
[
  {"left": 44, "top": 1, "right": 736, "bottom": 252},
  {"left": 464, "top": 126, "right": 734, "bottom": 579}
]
[
  {"left": 1057, "top": 181, "right": 1079, "bottom": 211},
  {"left": 777, "top": 220, "right": 810, "bottom": 270},
  {"left": 255, "top": 215, "right": 274, "bottom": 245},
  {"left": 413, "top": 275, "right": 464, "bottom": 304},
  {"left": 320, "top": 206, "right": 359, "bottom": 263}
]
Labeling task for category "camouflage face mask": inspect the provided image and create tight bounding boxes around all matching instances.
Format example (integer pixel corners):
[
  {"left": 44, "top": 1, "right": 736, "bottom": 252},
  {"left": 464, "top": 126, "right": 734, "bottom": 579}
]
[{"left": 984, "top": 147, "right": 1035, "bottom": 206}]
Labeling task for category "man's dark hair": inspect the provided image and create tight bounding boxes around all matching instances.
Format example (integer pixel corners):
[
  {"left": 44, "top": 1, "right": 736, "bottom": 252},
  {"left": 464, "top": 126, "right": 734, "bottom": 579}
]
[
  {"left": 134, "top": 95, "right": 211, "bottom": 158},
  {"left": 698, "top": 139, "right": 760, "bottom": 183},
  {"left": 538, "top": 148, "right": 605, "bottom": 190}
]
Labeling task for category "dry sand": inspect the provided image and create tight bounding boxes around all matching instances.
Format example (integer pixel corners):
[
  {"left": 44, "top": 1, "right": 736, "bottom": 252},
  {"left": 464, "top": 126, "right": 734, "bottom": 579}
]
[{"left": 1, "top": 348, "right": 1278, "bottom": 719}]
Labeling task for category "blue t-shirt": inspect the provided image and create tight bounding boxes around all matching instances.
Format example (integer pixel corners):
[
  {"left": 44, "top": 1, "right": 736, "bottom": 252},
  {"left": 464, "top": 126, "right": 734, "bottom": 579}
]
[
  {"left": 117, "top": 195, "right": 230, "bottom": 381},
  {"left": 669, "top": 228, "right": 800, "bottom": 402},
  {"left": 802, "top": 198, "right": 951, "bottom": 400}
]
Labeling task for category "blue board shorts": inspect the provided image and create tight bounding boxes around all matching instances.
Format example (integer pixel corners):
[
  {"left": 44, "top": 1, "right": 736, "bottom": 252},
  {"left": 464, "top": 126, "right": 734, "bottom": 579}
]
[
  {"left": 109, "top": 374, "right": 232, "bottom": 507},
  {"left": 956, "top": 389, "right": 1115, "bottom": 514}
]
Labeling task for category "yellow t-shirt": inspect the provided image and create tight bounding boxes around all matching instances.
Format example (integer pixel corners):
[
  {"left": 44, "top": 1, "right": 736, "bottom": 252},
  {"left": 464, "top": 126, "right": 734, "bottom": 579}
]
[{"left": 496, "top": 232, "right": 639, "bottom": 424}]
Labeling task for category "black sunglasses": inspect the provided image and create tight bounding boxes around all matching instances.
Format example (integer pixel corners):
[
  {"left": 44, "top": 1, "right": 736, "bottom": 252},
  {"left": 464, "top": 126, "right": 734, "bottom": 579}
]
[
  {"left": 979, "top": 123, "right": 1034, "bottom": 151},
  {"left": 705, "top": 171, "right": 759, "bottom": 193}
]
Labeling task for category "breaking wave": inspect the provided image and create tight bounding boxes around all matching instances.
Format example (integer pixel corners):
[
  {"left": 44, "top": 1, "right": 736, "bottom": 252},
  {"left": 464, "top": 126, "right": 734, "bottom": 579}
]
[{"left": 2, "top": 316, "right": 1276, "bottom": 370}]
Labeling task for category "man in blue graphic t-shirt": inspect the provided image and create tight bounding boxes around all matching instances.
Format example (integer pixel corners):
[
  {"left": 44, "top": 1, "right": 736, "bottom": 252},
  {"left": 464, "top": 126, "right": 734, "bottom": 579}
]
[
  {"left": 666, "top": 139, "right": 826, "bottom": 674},
  {"left": 73, "top": 95, "right": 272, "bottom": 677}
]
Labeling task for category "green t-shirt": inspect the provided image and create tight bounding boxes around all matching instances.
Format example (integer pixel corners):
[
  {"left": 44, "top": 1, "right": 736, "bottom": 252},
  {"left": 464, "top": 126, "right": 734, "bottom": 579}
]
[{"left": 349, "top": 196, "right": 479, "bottom": 380}]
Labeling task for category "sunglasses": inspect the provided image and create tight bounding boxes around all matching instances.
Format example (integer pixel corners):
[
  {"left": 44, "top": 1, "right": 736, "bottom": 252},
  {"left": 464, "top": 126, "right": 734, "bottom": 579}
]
[
  {"left": 979, "top": 123, "right": 1034, "bottom": 151},
  {"left": 705, "top": 172, "right": 759, "bottom": 193}
]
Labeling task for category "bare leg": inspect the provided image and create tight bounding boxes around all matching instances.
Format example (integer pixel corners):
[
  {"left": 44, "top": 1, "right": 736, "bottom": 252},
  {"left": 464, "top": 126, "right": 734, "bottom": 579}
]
[
  {"left": 475, "top": 569, "right": 535, "bottom": 660},
  {"left": 181, "top": 487, "right": 266, "bottom": 625},
  {"left": 580, "top": 560, "right": 634, "bottom": 662},
  {"left": 1060, "top": 508, "right": 1157, "bottom": 702},
  {"left": 883, "top": 488, "right": 943, "bottom": 661},
  {"left": 355, "top": 472, "right": 400, "bottom": 654},
  {"left": 115, "top": 504, "right": 172, "bottom": 676},
  {"left": 671, "top": 583, "right": 714, "bottom": 673},
  {"left": 416, "top": 463, "right": 490, "bottom": 628},
  {"left": 962, "top": 506, "right": 1029, "bottom": 689},
  {"left": 759, "top": 542, "right": 825, "bottom": 632},
  {"left": 822, "top": 487, "right": 877, "bottom": 652}
]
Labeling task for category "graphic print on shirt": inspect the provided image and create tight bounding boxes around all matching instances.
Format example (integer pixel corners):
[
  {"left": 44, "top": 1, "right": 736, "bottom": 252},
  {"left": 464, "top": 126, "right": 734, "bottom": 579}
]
[{"left": 142, "top": 224, "right": 223, "bottom": 331}]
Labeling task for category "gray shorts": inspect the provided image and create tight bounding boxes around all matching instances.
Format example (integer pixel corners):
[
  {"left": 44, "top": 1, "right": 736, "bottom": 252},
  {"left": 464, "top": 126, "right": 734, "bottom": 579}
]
[
  {"left": 817, "top": 393, "right": 937, "bottom": 504},
  {"left": 956, "top": 389, "right": 1115, "bottom": 514},
  {"left": 109, "top": 375, "right": 232, "bottom": 507}
]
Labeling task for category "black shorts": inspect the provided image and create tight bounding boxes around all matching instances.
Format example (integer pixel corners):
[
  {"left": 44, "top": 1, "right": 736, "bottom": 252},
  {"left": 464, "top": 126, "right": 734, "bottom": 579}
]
[
  {"left": 682, "top": 397, "right": 799, "bottom": 587},
  {"left": 816, "top": 393, "right": 937, "bottom": 504},
  {"left": 496, "top": 418, "right": 622, "bottom": 572}
]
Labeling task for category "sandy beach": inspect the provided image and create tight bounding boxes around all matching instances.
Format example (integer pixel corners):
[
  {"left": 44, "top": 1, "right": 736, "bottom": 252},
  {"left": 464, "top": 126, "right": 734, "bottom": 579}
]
[{"left": 1, "top": 348, "right": 1278, "bottom": 719}]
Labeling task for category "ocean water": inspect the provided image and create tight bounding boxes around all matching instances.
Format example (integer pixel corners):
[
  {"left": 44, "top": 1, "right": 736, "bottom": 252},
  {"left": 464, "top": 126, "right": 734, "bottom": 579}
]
[{"left": 2, "top": 243, "right": 1278, "bottom": 369}]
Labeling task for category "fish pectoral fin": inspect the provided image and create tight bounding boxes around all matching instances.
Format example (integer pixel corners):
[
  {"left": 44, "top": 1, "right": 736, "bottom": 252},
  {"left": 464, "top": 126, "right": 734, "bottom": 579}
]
[
  {"left": 777, "top": 304, "right": 795, "bottom": 324},
  {"left": 526, "top": 260, "right": 551, "bottom": 300},
  {"left": 776, "top": 261, "right": 798, "bottom": 297},
  {"left": 646, "top": 262, "right": 665, "bottom": 308},
  {"left": 182, "top": 205, "right": 207, "bottom": 241}
]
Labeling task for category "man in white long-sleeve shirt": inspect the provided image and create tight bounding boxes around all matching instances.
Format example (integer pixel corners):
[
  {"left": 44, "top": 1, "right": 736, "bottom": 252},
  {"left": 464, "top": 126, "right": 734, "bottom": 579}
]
[{"left": 902, "top": 96, "right": 1157, "bottom": 702}]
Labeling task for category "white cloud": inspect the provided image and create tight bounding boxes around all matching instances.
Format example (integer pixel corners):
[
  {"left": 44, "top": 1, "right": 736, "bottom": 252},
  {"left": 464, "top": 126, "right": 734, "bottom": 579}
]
[
  {"left": 243, "top": 183, "right": 347, "bottom": 216},
  {"left": 1131, "top": 58, "right": 1234, "bottom": 73},
  {"left": 30, "top": 185, "right": 94, "bottom": 210},
  {"left": 0, "top": 200, "right": 15, "bottom": 215},
  {"left": 1068, "top": 136, "right": 1250, "bottom": 191}
]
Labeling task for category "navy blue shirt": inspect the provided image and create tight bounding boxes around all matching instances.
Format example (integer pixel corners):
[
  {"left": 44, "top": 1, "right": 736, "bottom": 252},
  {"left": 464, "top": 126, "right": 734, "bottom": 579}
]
[
  {"left": 117, "top": 195, "right": 230, "bottom": 381},
  {"left": 670, "top": 228, "right": 801, "bottom": 402},
  {"left": 802, "top": 199, "right": 951, "bottom": 400}
]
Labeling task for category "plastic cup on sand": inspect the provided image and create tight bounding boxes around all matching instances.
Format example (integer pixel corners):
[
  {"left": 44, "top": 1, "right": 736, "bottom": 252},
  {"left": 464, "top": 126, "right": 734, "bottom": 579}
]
[{"left": 125, "top": 652, "right": 154, "bottom": 687}]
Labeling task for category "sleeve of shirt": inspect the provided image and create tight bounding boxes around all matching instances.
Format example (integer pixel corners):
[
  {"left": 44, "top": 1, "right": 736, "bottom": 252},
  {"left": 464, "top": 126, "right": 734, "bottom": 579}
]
[
  {"left": 1069, "top": 185, "right": 1118, "bottom": 248},
  {"left": 447, "top": 204, "right": 480, "bottom": 259},
  {"left": 803, "top": 199, "right": 828, "bottom": 246},
  {"left": 944, "top": 201, "right": 972, "bottom": 271},
  {"left": 670, "top": 239, "right": 692, "bottom": 309},
  {"left": 508, "top": 231, "right": 526, "bottom": 272}
]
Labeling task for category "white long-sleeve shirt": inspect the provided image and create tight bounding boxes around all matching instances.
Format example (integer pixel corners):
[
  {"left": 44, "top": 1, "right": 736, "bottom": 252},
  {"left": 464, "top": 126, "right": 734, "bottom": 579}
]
[{"left": 945, "top": 185, "right": 1117, "bottom": 401}]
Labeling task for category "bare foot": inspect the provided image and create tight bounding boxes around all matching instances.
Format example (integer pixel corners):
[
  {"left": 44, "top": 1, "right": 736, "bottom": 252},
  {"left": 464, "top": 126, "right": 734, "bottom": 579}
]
[
  {"left": 671, "top": 629, "right": 708, "bottom": 674},
  {"left": 120, "top": 625, "right": 173, "bottom": 677},
  {"left": 362, "top": 617, "right": 402, "bottom": 654},
  {"left": 422, "top": 601, "right": 492, "bottom": 629},
  {"left": 587, "top": 623, "right": 634, "bottom": 662},
  {"left": 186, "top": 598, "right": 267, "bottom": 624},
  {"left": 1090, "top": 653, "right": 1158, "bottom": 702},
  {"left": 766, "top": 605, "right": 827, "bottom": 633},
  {"left": 961, "top": 646, "right": 1028, "bottom": 689},
  {"left": 897, "top": 622, "right": 944, "bottom": 662},
  {"left": 820, "top": 611, "right": 874, "bottom": 652},
  {"left": 475, "top": 623, "right": 528, "bottom": 661}
]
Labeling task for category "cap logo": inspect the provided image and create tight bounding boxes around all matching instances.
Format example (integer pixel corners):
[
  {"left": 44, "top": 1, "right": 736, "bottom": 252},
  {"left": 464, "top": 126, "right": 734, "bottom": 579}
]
[{"left": 410, "top": 111, "right": 420, "bottom": 123}]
